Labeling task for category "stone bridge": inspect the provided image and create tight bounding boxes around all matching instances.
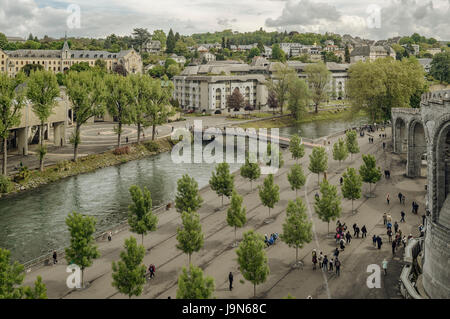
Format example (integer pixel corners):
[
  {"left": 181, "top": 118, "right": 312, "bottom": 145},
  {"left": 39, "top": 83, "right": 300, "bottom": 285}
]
[{"left": 391, "top": 89, "right": 450, "bottom": 299}]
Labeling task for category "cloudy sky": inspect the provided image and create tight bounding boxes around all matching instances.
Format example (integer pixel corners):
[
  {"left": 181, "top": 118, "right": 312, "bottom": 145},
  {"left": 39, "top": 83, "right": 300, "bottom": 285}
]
[{"left": 0, "top": 0, "right": 449, "bottom": 40}]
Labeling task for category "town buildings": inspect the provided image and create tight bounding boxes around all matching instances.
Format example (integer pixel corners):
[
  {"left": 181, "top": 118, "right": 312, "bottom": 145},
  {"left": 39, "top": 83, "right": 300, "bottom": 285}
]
[
  {"left": 350, "top": 45, "right": 396, "bottom": 63},
  {"left": 142, "top": 38, "right": 162, "bottom": 54}
]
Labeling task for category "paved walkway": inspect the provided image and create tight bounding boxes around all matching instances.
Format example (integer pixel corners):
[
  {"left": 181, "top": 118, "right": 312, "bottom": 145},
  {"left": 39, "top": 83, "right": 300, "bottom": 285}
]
[{"left": 21, "top": 126, "right": 426, "bottom": 299}]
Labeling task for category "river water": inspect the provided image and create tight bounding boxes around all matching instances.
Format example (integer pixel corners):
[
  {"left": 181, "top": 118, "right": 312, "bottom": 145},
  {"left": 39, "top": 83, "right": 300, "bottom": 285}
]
[{"left": 0, "top": 116, "right": 367, "bottom": 263}]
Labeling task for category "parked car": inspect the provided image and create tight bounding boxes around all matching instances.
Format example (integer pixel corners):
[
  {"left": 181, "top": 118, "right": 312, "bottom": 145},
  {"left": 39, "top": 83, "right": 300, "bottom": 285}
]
[
  {"left": 244, "top": 106, "right": 254, "bottom": 111},
  {"left": 214, "top": 110, "right": 222, "bottom": 115},
  {"left": 185, "top": 109, "right": 194, "bottom": 114}
]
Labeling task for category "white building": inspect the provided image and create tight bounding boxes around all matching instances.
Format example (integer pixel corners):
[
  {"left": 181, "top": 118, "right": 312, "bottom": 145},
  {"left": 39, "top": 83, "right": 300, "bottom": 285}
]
[
  {"left": 169, "top": 54, "right": 186, "bottom": 65},
  {"left": 200, "top": 52, "right": 216, "bottom": 63},
  {"left": 350, "top": 45, "right": 396, "bottom": 63}
]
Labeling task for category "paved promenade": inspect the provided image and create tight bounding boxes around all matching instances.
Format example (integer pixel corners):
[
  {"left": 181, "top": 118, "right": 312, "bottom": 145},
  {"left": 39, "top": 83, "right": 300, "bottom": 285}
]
[{"left": 21, "top": 126, "right": 426, "bottom": 299}]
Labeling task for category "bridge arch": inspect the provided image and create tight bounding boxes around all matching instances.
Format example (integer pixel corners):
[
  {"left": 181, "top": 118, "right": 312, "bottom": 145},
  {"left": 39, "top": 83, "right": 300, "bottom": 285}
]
[{"left": 407, "top": 120, "right": 427, "bottom": 177}]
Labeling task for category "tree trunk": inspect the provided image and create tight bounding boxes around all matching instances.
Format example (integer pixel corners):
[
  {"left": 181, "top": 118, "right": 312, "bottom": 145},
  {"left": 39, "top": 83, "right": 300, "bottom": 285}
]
[
  {"left": 152, "top": 124, "right": 156, "bottom": 141},
  {"left": 328, "top": 221, "right": 330, "bottom": 235},
  {"left": 352, "top": 199, "right": 354, "bottom": 213},
  {"left": 117, "top": 121, "right": 122, "bottom": 147},
  {"left": 234, "top": 226, "right": 237, "bottom": 244},
  {"left": 2, "top": 137, "right": 7, "bottom": 176},
  {"left": 250, "top": 180, "right": 253, "bottom": 192},
  {"left": 222, "top": 195, "right": 224, "bottom": 207},
  {"left": 142, "top": 234, "right": 144, "bottom": 246},
  {"left": 81, "top": 268, "right": 84, "bottom": 289},
  {"left": 296, "top": 189, "right": 298, "bottom": 197},
  {"left": 296, "top": 246, "right": 298, "bottom": 264},
  {"left": 317, "top": 173, "right": 320, "bottom": 186},
  {"left": 315, "top": 103, "right": 319, "bottom": 113},
  {"left": 137, "top": 123, "right": 141, "bottom": 144},
  {"left": 40, "top": 123, "right": 44, "bottom": 172},
  {"left": 254, "top": 284, "right": 256, "bottom": 297},
  {"left": 188, "top": 253, "right": 191, "bottom": 265},
  {"left": 73, "top": 124, "right": 80, "bottom": 162}
]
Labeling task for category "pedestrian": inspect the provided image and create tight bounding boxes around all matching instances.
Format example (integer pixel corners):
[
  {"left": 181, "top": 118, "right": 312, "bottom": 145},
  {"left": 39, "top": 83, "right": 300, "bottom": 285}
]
[
  {"left": 322, "top": 255, "right": 328, "bottom": 272},
  {"left": 414, "top": 202, "right": 419, "bottom": 214},
  {"left": 386, "top": 194, "right": 390, "bottom": 205},
  {"left": 52, "top": 251, "right": 58, "bottom": 264},
  {"left": 382, "top": 258, "right": 388, "bottom": 275},
  {"left": 400, "top": 211, "right": 405, "bottom": 222},
  {"left": 392, "top": 240, "right": 397, "bottom": 255},
  {"left": 402, "top": 236, "right": 407, "bottom": 248},
  {"left": 340, "top": 238, "right": 345, "bottom": 251},
  {"left": 398, "top": 192, "right": 403, "bottom": 204},
  {"left": 372, "top": 235, "right": 377, "bottom": 247},
  {"left": 377, "top": 236, "right": 382, "bottom": 249},
  {"left": 312, "top": 251, "right": 317, "bottom": 270},
  {"left": 149, "top": 264, "right": 155, "bottom": 278},
  {"left": 411, "top": 201, "right": 416, "bottom": 214},
  {"left": 336, "top": 232, "right": 340, "bottom": 244},
  {"left": 126, "top": 136, "right": 129, "bottom": 143},
  {"left": 394, "top": 221, "right": 399, "bottom": 233},
  {"left": 386, "top": 214, "right": 392, "bottom": 224},
  {"left": 340, "top": 177, "right": 343, "bottom": 186},
  {"left": 361, "top": 225, "right": 367, "bottom": 238},
  {"left": 335, "top": 258, "right": 341, "bottom": 276},
  {"left": 318, "top": 252, "right": 324, "bottom": 268},
  {"left": 383, "top": 212, "right": 387, "bottom": 225},
  {"left": 345, "top": 231, "right": 352, "bottom": 244},
  {"left": 355, "top": 226, "right": 360, "bottom": 238},
  {"left": 402, "top": 195, "right": 406, "bottom": 205},
  {"left": 108, "top": 231, "right": 112, "bottom": 242},
  {"left": 387, "top": 228, "right": 393, "bottom": 242},
  {"left": 329, "top": 258, "right": 334, "bottom": 272},
  {"left": 333, "top": 247, "right": 339, "bottom": 258},
  {"left": 228, "top": 272, "right": 233, "bottom": 291},
  {"left": 422, "top": 214, "right": 426, "bottom": 225}
]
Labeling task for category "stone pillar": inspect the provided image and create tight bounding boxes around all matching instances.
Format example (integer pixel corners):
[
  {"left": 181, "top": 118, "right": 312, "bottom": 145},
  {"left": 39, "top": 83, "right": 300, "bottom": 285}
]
[
  {"left": 17, "top": 127, "right": 29, "bottom": 156},
  {"left": 53, "top": 122, "right": 62, "bottom": 147},
  {"left": 60, "top": 123, "right": 66, "bottom": 147}
]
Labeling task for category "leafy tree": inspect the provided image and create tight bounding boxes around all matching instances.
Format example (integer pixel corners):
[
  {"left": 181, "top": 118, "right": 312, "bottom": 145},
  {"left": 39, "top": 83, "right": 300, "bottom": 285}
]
[
  {"left": 209, "top": 162, "right": 234, "bottom": 207},
  {"left": 26, "top": 70, "right": 60, "bottom": 171},
  {"left": 266, "top": 63, "right": 296, "bottom": 114},
  {"left": 258, "top": 174, "right": 280, "bottom": 218},
  {"left": 147, "top": 78, "right": 173, "bottom": 140},
  {"left": 175, "top": 174, "right": 203, "bottom": 213},
  {"left": 304, "top": 62, "right": 331, "bottom": 113},
  {"left": 308, "top": 146, "right": 328, "bottom": 185},
  {"left": 152, "top": 30, "right": 167, "bottom": 49},
  {"left": 176, "top": 264, "right": 215, "bottom": 299},
  {"left": 166, "top": 63, "right": 181, "bottom": 79},
  {"left": 267, "top": 90, "right": 278, "bottom": 114},
  {"left": 22, "top": 276, "right": 47, "bottom": 299},
  {"left": 174, "top": 40, "right": 188, "bottom": 57},
  {"left": 128, "top": 185, "right": 158, "bottom": 246},
  {"left": 287, "top": 164, "right": 306, "bottom": 196},
  {"left": 266, "top": 142, "right": 284, "bottom": 168},
  {"left": 0, "top": 73, "right": 26, "bottom": 175},
  {"left": 148, "top": 65, "right": 166, "bottom": 78},
  {"left": 104, "top": 74, "right": 133, "bottom": 147},
  {"left": 345, "top": 130, "right": 359, "bottom": 160},
  {"left": 227, "top": 88, "right": 244, "bottom": 110},
  {"left": 271, "top": 44, "right": 286, "bottom": 62},
  {"left": 0, "top": 32, "right": 7, "bottom": 49},
  {"left": 236, "top": 230, "right": 269, "bottom": 297},
  {"left": 94, "top": 59, "right": 107, "bottom": 71},
  {"left": 344, "top": 45, "right": 351, "bottom": 63},
  {"left": 111, "top": 237, "right": 146, "bottom": 298},
  {"left": 21, "top": 64, "right": 44, "bottom": 76},
  {"left": 69, "top": 62, "right": 91, "bottom": 73},
  {"left": 240, "top": 155, "right": 261, "bottom": 191},
  {"left": 129, "top": 74, "right": 151, "bottom": 144},
  {"left": 347, "top": 58, "right": 425, "bottom": 122},
  {"left": 289, "top": 134, "right": 305, "bottom": 163},
  {"left": 430, "top": 52, "right": 450, "bottom": 84},
  {"left": 281, "top": 198, "right": 313, "bottom": 264},
  {"left": 314, "top": 179, "right": 342, "bottom": 234},
  {"left": 359, "top": 154, "right": 382, "bottom": 196},
  {"left": 65, "top": 71, "right": 105, "bottom": 161},
  {"left": 341, "top": 167, "right": 362, "bottom": 213},
  {"left": 248, "top": 47, "right": 261, "bottom": 59},
  {"left": 227, "top": 190, "right": 247, "bottom": 244},
  {"left": 113, "top": 64, "right": 128, "bottom": 77},
  {"left": 166, "top": 29, "right": 176, "bottom": 54},
  {"left": 65, "top": 212, "right": 100, "bottom": 288},
  {"left": 176, "top": 210, "right": 204, "bottom": 264},
  {"left": 288, "top": 77, "right": 310, "bottom": 120},
  {"left": 132, "top": 27, "right": 151, "bottom": 49},
  {"left": 332, "top": 138, "right": 349, "bottom": 167}
]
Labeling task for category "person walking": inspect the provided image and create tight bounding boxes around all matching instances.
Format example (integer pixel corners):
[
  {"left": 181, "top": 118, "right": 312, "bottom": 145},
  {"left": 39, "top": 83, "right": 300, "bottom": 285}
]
[
  {"left": 386, "top": 214, "right": 392, "bottom": 224},
  {"left": 400, "top": 211, "right": 405, "bottom": 222},
  {"left": 335, "top": 258, "right": 341, "bottom": 277},
  {"left": 352, "top": 223, "right": 357, "bottom": 234},
  {"left": 329, "top": 258, "right": 334, "bottom": 272},
  {"left": 386, "top": 194, "right": 390, "bottom": 205},
  {"left": 108, "top": 231, "right": 112, "bottom": 242},
  {"left": 318, "top": 252, "right": 324, "bottom": 269},
  {"left": 361, "top": 225, "right": 367, "bottom": 238},
  {"left": 228, "top": 272, "right": 233, "bottom": 291},
  {"left": 333, "top": 247, "right": 339, "bottom": 259},
  {"left": 340, "top": 238, "right": 346, "bottom": 251},
  {"left": 52, "top": 251, "right": 58, "bottom": 264},
  {"left": 340, "top": 177, "right": 343, "bottom": 186},
  {"left": 398, "top": 192, "right": 403, "bottom": 204},
  {"left": 394, "top": 221, "right": 399, "bottom": 233},
  {"left": 322, "top": 255, "right": 328, "bottom": 272},
  {"left": 312, "top": 251, "right": 318, "bottom": 270},
  {"left": 372, "top": 235, "right": 377, "bottom": 247},
  {"left": 355, "top": 226, "right": 360, "bottom": 238},
  {"left": 402, "top": 194, "right": 406, "bottom": 205},
  {"left": 392, "top": 240, "right": 397, "bottom": 255},
  {"left": 383, "top": 212, "right": 387, "bottom": 225},
  {"left": 345, "top": 231, "right": 352, "bottom": 244},
  {"left": 376, "top": 236, "right": 383, "bottom": 249},
  {"left": 402, "top": 236, "right": 407, "bottom": 248},
  {"left": 149, "top": 264, "right": 155, "bottom": 278},
  {"left": 387, "top": 228, "right": 393, "bottom": 243},
  {"left": 382, "top": 258, "right": 388, "bottom": 275}
]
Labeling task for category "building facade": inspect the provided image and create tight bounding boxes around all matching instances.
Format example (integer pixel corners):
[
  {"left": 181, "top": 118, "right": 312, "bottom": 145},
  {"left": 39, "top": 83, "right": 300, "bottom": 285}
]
[{"left": 350, "top": 45, "right": 396, "bottom": 63}]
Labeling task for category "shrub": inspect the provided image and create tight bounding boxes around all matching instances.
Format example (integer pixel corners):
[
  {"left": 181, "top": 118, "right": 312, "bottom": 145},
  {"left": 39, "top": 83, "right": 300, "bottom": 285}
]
[
  {"left": 144, "top": 141, "right": 159, "bottom": 152},
  {"left": 0, "top": 175, "right": 13, "bottom": 193},
  {"left": 14, "top": 166, "right": 31, "bottom": 183},
  {"left": 113, "top": 146, "right": 131, "bottom": 155}
]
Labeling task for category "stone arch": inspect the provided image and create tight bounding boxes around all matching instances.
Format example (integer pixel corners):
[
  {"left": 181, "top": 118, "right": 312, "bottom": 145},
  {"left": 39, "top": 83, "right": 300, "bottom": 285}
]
[
  {"left": 433, "top": 118, "right": 450, "bottom": 227},
  {"left": 394, "top": 117, "right": 407, "bottom": 153},
  {"left": 407, "top": 120, "right": 426, "bottom": 177}
]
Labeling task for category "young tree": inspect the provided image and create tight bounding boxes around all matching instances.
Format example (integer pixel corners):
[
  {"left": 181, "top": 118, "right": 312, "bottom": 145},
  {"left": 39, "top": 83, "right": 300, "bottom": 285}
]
[
  {"left": 176, "top": 210, "right": 204, "bottom": 264},
  {"left": 289, "top": 134, "right": 305, "bottom": 163},
  {"left": 65, "top": 212, "right": 100, "bottom": 288},
  {"left": 236, "top": 230, "right": 270, "bottom": 297},
  {"left": 22, "top": 276, "right": 47, "bottom": 299},
  {"left": 240, "top": 155, "right": 261, "bottom": 192},
  {"left": 111, "top": 237, "right": 146, "bottom": 299},
  {"left": 227, "top": 88, "right": 244, "bottom": 110},
  {"left": 26, "top": 70, "right": 60, "bottom": 171},
  {"left": 65, "top": 71, "right": 105, "bottom": 161},
  {"left": 304, "top": 62, "right": 331, "bottom": 113},
  {"left": 314, "top": 179, "right": 342, "bottom": 235},
  {"left": 287, "top": 164, "right": 306, "bottom": 196},
  {"left": 267, "top": 90, "right": 278, "bottom": 114},
  {"left": 0, "top": 73, "right": 26, "bottom": 175},
  {"left": 345, "top": 130, "right": 360, "bottom": 160},
  {"left": 308, "top": 146, "right": 328, "bottom": 185},
  {"left": 271, "top": 44, "right": 286, "bottom": 62},
  {"left": 104, "top": 74, "right": 133, "bottom": 147},
  {"left": 176, "top": 264, "right": 215, "bottom": 299},
  {"left": 430, "top": 52, "right": 450, "bottom": 84},
  {"left": 148, "top": 78, "right": 173, "bottom": 140},
  {"left": 266, "top": 142, "right": 284, "bottom": 168},
  {"left": 128, "top": 185, "right": 158, "bottom": 246},
  {"left": 359, "top": 154, "right": 382, "bottom": 196},
  {"left": 332, "top": 138, "right": 349, "bottom": 168},
  {"left": 209, "top": 162, "right": 234, "bottom": 207},
  {"left": 128, "top": 74, "right": 150, "bottom": 144},
  {"left": 258, "top": 174, "right": 280, "bottom": 218},
  {"left": 344, "top": 45, "right": 351, "bottom": 63},
  {"left": 227, "top": 190, "right": 247, "bottom": 245},
  {"left": 266, "top": 63, "right": 296, "bottom": 114},
  {"left": 175, "top": 174, "right": 203, "bottom": 213},
  {"left": 281, "top": 198, "right": 313, "bottom": 265},
  {"left": 288, "top": 77, "right": 310, "bottom": 120},
  {"left": 341, "top": 167, "right": 362, "bottom": 213}
]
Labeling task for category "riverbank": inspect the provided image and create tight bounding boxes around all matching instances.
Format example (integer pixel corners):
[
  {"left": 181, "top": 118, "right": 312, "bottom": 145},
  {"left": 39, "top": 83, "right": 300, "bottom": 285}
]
[
  {"left": 235, "top": 108, "right": 362, "bottom": 129},
  {"left": 0, "top": 137, "right": 175, "bottom": 198}
]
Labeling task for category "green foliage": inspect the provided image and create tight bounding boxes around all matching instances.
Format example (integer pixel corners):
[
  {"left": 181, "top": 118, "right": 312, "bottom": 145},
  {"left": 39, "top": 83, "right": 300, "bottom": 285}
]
[
  {"left": 289, "top": 134, "right": 305, "bottom": 162},
  {"left": 281, "top": 198, "right": 313, "bottom": 263},
  {"left": 266, "top": 63, "right": 296, "bottom": 114},
  {"left": 271, "top": 44, "right": 286, "bottom": 62},
  {"left": 314, "top": 179, "right": 342, "bottom": 233},
  {"left": 176, "top": 264, "right": 215, "bottom": 299},
  {"left": 332, "top": 138, "right": 349, "bottom": 166},
  {"left": 128, "top": 185, "right": 158, "bottom": 246},
  {"left": 26, "top": 70, "right": 60, "bottom": 124},
  {"left": 304, "top": 62, "right": 331, "bottom": 113},
  {"left": 23, "top": 276, "right": 47, "bottom": 299},
  {"left": 258, "top": 174, "right": 280, "bottom": 217},
  {"left": 227, "top": 190, "right": 247, "bottom": 242},
  {"left": 240, "top": 155, "right": 261, "bottom": 191},
  {"left": 308, "top": 146, "right": 328, "bottom": 184},
  {"left": 430, "top": 52, "right": 450, "bottom": 84},
  {"left": 111, "top": 237, "right": 146, "bottom": 298},
  {"left": 15, "top": 166, "right": 31, "bottom": 183},
  {"left": 288, "top": 77, "right": 310, "bottom": 120},
  {"left": 0, "top": 248, "right": 24, "bottom": 298},
  {"left": 345, "top": 130, "right": 360, "bottom": 158},
  {"left": 69, "top": 62, "right": 91, "bottom": 73},
  {"left": 359, "top": 154, "right": 382, "bottom": 194},
  {"left": 0, "top": 175, "right": 13, "bottom": 193},
  {"left": 176, "top": 210, "right": 204, "bottom": 263},
  {"left": 175, "top": 174, "right": 203, "bottom": 213},
  {"left": 341, "top": 167, "right": 362, "bottom": 212},
  {"left": 65, "top": 211, "right": 100, "bottom": 286},
  {"left": 236, "top": 230, "right": 269, "bottom": 297},
  {"left": 287, "top": 164, "right": 306, "bottom": 196},
  {"left": 248, "top": 47, "right": 261, "bottom": 59},
  {"left": 209, "top": 163, "right": 234, "bottom": 207},
  {"left": 21, "top": 64, "right": 44, "bottom": 76},
  {"left": 144, "top": 141, "right": 160, "bottom": 152},
  {"left": 227, "top": 88, "right": 245, "bottom": 110},
  {"left": 166, "top": 64, "right": 180, "bottom": 79}
]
